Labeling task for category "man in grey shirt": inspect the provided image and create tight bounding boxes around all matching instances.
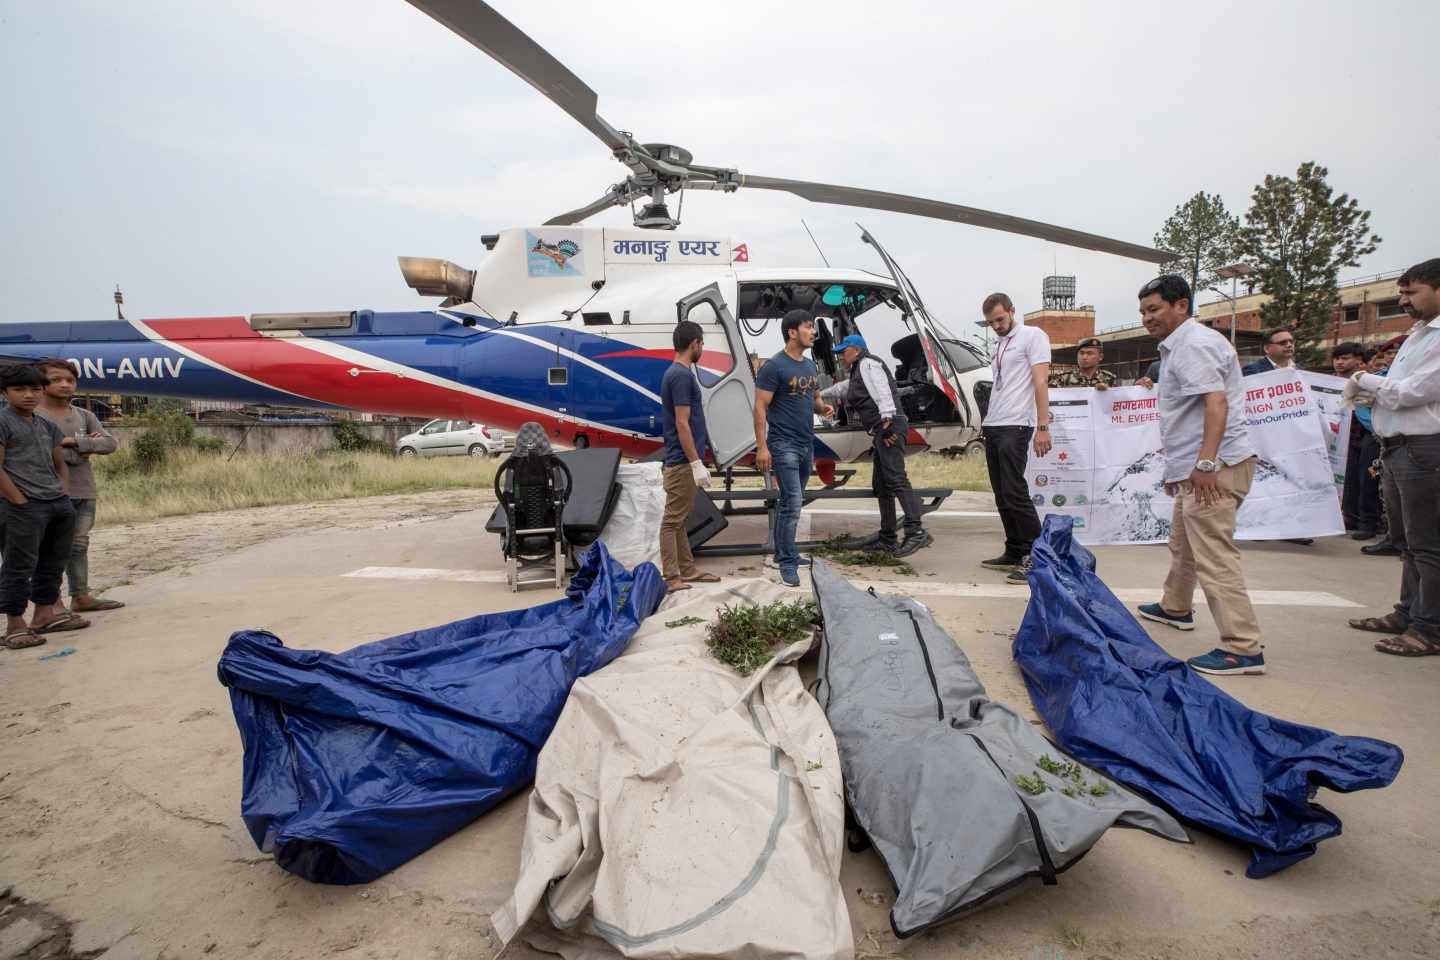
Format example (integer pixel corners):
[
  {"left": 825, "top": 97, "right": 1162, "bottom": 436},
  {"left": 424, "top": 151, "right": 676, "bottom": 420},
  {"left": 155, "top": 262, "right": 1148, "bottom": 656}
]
[
  {"left": 1133, "top": 276, "right": 1264, "bottom": 677},
  {"left": 37, "top": 360, "right": 124, "bottom": 612},
  {"left": 0, "top": 364, "right": 84, "bottom": 649}
]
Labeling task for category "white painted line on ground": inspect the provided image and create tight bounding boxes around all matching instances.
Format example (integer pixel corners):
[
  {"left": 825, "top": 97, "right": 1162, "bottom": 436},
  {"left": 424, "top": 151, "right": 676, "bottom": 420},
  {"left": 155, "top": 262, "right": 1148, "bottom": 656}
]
[
  {"left": 346, "top": 565, "right": 507, "bottom": 584},
  {"left": 806, "top": 507, "right": 1000, "bottom": 518},
  {"left": 342, "top": 566, "right": 1360, "bottom": 607}
]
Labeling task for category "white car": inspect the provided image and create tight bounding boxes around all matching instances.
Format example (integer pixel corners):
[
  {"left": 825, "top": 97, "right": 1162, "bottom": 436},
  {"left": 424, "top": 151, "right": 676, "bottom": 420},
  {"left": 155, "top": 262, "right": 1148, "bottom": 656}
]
[{"left": 396, "top": 419, "right": 513, "bottom": 458}]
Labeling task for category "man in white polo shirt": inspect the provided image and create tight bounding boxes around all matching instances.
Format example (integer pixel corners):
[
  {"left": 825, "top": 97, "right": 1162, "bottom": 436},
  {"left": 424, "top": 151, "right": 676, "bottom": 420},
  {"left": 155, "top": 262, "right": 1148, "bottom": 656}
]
[
  {"left": 1346, "top": 257, "right": 1440, "bottom": 657},
  {"left": 1133, "top": 275, "right": 1265, "bottom": 676},
  {"left": 978, "top": 292, "right": 1051, "bottom": 584}
]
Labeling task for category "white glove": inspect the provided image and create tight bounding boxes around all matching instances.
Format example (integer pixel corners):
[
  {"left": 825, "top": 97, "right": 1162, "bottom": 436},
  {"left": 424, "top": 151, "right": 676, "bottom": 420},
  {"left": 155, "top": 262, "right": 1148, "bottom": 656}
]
[
  {"left": 690, "top": 460, "right": 713, "bottom": 488},
  {"left": 1342, "top": 371, "right": 1377, "bottom": 409}
]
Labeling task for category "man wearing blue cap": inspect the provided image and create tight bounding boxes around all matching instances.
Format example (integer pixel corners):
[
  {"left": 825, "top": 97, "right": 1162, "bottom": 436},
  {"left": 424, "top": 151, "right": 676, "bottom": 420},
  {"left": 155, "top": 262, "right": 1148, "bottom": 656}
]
[{"left": 821, "top": 335, "right": 931, "bottom": 557}]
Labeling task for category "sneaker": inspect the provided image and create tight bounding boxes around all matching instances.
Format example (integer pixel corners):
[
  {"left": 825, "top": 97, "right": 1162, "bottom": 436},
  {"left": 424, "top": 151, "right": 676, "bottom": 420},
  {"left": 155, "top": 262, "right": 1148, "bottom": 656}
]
[
  {"left": 981, "top": 554, "right": 1023, "bottom": 569},
  {"left": 779, "top": 568, "right": 801, "bottom": 588},
  {"left": 1137, "top": 602, "right": 1195, "bottom": 631},
  {"left": 764, "top": 555, "right": 812, "bottom": 569},
  {"left": 1187, "top": 648, "right": 1266, "bottom": 676},
  {"left": 1349, "top": 527, "right": 1378, "bottom": 541},
  {"left": 891, "top": 530, "right": 934, "bottom": 559},
  {"left": 1005, "top": 555, "right": 1033, "bottom": 584}
]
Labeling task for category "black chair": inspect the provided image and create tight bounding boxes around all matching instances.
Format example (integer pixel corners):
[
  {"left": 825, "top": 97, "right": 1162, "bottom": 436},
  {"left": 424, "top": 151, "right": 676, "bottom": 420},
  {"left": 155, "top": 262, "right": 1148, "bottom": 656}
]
[{"left": 494, "top": 422, "right": 573, "bottom": 591}]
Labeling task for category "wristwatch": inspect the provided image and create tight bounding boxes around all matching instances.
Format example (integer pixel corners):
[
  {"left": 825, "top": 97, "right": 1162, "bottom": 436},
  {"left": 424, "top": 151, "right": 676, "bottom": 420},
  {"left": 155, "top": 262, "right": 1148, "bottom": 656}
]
[
  {"left": 1195, "top": 459, "right": 1219, "bottom": 473},
  {"left": 1036, "top": 424, "right": 1049, "bottom": 432}
]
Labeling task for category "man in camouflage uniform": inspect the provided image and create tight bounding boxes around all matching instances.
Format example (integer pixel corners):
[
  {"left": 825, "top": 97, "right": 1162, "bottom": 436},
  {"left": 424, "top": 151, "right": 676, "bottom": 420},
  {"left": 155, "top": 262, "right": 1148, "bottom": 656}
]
[{"left": 1049, "top": 337, "right": 1116, "bottom": 389}]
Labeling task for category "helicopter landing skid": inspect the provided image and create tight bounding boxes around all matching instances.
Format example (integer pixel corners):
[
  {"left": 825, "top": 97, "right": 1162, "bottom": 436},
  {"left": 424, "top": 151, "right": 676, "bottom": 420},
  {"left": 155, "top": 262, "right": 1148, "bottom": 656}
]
[{"left": 691, "top": 484, "right": 953, "bottom": 559}]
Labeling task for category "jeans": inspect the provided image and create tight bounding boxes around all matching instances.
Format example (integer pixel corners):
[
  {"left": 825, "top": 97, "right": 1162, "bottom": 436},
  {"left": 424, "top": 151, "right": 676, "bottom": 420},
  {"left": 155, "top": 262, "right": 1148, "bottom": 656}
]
[
  {"left": 66, "top": 498, "right": 96, "bottom": 598},
  {"left": 872, "top": 417, "right": 922, "bottom": 545},
  {"left": 1381, "top": 435, "right": 1440, "bottom": 641},
  {"left": 659, "top": 465, "right": 698, "bottom": 581},
  {"left": 768, "top": 438, "right": 812, "bottom": 572},
  {"left": 0, "top": 497, "right": 77, "bottom": 617},
  {"left": 982, "top": 425, "right": 1040, "bottom": 558}
]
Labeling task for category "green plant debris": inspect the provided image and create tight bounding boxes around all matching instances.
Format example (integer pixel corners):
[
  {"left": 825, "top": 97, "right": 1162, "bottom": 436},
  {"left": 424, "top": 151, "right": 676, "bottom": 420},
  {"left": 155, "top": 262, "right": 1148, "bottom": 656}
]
[
  {"left": 1014, "top": 772, "right": 1047, "bottom": 796},
  {"left": 705, "top": 599, "right": 817, "bottom": 676},
  {"left": 664, "top": 616, "right": 706, "bottom": 628},
  {"left": 1088, "top": 780, "right": 1110, "bottom": 797},
  {"left": 805, "top": 760, "right": 824, "bottom": 772},
  {"left": 1037, "top": 753, "right": 1084, "bottom": 782},
  {"left": 1061, "top": 786, "right": 1077, "bottom": 799},
  {"left": 1036, "top": 754, "right": 1065, "bottom": 775}
]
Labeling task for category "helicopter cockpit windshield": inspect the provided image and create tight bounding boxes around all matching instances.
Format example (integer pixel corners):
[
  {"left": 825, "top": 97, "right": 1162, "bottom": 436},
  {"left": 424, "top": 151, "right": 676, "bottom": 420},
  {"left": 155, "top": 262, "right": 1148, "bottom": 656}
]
[{"left": 735, "top": 281, "right": 904, "bottom": 379}]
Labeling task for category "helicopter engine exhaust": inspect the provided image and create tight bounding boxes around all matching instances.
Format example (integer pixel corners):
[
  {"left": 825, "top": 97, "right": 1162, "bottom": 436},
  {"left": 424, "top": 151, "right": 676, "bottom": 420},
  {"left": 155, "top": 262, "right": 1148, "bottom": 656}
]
[{"left": 398, "top": 257, "right": 476, "bottom": 305}]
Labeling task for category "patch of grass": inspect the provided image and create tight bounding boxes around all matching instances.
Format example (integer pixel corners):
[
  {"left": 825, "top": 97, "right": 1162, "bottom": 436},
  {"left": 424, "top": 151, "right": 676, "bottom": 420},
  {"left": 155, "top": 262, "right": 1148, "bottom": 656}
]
[
  {"left": 1088, "top": 780, "right": 1110, "bottom": 797},
  {"left": 1058, "top": 927, "right": 1089, "bottom": 951},
  {"left": 664, "top": 616, "right": 706, "bottom": 628},
  {"left": 728, "top": 452, "right": 991, "bottom": 493},
  {"left": 705, "top": 599, "right": 817, "bottom": 676},
  {"left": 94, "top": 449, "right": 496, "bottom": 528}
]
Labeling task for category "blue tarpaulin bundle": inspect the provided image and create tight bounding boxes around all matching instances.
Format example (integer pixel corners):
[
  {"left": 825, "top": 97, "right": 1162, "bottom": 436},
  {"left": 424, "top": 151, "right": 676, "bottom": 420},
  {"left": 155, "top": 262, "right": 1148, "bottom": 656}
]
[
  {"left": 1013, "top": 517, "right": 1404, "bottom": 878},
  {"left": 217, "top": 542, "right": 665, "bottom": 885}
]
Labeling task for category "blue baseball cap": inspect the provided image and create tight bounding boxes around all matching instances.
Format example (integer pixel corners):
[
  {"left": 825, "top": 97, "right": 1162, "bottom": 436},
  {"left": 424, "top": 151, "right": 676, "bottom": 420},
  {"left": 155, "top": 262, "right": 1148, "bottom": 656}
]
[{"left": 833, "top": 335, "right": 867, "bottom": 354}]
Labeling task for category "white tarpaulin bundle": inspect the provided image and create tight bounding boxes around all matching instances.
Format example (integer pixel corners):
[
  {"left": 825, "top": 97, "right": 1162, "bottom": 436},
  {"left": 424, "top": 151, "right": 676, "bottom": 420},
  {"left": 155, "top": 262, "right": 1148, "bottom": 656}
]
[
  {"left": 594, "top": 462, "right": 666, "bottom": 570},
  {"left": 491, "top": 579, "right": 853, "bottom": 959}
]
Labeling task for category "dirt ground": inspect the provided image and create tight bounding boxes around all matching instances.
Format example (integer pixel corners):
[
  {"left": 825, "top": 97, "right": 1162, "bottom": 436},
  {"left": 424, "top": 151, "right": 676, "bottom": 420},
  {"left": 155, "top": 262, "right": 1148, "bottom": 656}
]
[{"left": 1, "top": 493, "right": 1436, "bottom": 960}]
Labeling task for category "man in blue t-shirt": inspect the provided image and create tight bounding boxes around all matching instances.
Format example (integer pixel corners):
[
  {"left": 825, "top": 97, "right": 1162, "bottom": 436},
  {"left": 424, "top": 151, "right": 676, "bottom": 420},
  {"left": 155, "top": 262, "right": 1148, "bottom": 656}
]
[
  {"left": 657, "top": 319, "right": 720, "bottom": 591},
  {"left": 753, "top": 309, "right": 834, "bottom": 586}
]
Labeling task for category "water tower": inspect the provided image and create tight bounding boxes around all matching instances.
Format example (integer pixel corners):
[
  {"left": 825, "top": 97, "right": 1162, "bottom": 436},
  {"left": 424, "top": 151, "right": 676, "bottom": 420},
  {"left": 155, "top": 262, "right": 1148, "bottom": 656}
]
[{"left": 1042, "top": 274, "right": 1076, "bottom": 311}]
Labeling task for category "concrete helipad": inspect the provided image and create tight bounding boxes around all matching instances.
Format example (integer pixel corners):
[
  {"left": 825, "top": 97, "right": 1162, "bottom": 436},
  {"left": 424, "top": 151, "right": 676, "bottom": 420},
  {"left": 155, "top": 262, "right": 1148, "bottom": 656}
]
[{"left": 0, "top": 496, "right": 1435, "bottom": 960}]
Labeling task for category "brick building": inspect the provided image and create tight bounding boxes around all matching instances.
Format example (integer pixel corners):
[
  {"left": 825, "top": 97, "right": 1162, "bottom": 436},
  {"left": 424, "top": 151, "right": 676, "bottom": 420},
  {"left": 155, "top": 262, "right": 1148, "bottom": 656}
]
[
  {"left": 1021, "top": 306, "right": 1096, "bottom": 348},
  {"left": 1195, "top": 271, "right": 1409, "bottom": 350}
]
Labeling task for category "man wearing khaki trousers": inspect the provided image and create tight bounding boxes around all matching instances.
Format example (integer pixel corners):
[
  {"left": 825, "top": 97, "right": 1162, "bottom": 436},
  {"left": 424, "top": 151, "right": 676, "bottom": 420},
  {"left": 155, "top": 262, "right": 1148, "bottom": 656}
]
[
  {"left": 657, "top": 319, "right": 720, "bottom": 593},
  {"left": 1134, "top": 275, "right": 1265, "bottom": 676}
]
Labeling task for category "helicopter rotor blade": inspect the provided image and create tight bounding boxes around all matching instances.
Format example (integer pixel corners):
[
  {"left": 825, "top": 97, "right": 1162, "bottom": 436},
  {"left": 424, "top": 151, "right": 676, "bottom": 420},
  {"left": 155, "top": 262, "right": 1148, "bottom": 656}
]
[
  {"left": 404, "top": 0, "right": 631, "bottom": 154},
  {"left": 736, "top": 174, "right": 1173, "bottom": 264},
  {"left": 544, "top": 191, "right": 628, "bottom": 226}
]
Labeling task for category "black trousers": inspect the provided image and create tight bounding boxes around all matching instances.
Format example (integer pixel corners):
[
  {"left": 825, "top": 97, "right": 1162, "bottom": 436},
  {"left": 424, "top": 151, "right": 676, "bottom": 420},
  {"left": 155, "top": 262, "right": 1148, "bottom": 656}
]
[
  {"left": 1342, "top": 424, "right": 1382, "bottom": 530},
  {"left": 1, "top": 497, "right": 77, "bottom": 617},
  {"left": 1382, "top": 434, "right": 1440, "bottom": 641},
  {"left": 983, "top": 425, "right": 1041, "bottom": 558},
  {"left": 872, "top": 417, "right": 923, "bottom": 545}
]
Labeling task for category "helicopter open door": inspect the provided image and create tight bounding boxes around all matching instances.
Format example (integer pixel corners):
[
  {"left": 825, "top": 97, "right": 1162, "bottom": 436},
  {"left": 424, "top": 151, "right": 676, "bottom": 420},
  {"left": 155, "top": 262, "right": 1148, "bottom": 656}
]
[
  {"left": 859, "top": 226, "right": 965, "bottom": 415},
  {"left": 676, "top": 284, "right": 757, "bottom": 469}
]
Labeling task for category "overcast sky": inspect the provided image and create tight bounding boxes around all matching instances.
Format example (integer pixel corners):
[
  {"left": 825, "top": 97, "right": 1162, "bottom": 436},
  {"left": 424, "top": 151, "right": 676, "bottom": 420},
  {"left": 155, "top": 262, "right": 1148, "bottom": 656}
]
[{"left": 3, "top": 0, "right": 1435, "bottom": 343}]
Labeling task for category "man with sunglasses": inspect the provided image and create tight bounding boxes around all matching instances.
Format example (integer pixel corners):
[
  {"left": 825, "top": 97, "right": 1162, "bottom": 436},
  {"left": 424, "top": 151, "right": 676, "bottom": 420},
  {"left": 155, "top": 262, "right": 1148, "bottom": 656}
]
[
  {"left": 1134, "top": 275, "right": 1265, "bottom": 676},
  {"left": 1242, "top": 328, "right": 1297, "bottom": 376},
  {"left": 977, "top": 292, "right": 1051, "bottom": 584}
]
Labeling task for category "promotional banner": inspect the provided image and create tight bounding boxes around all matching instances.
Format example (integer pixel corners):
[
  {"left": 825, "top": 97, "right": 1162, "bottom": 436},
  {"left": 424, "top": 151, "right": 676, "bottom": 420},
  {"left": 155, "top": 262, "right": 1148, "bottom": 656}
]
[
  {"left": 1299, "top": 370, "right": 1352, "bottom": 493},
  {"left": 1025, "top": 369, "right": 1345, "bottom": 545}
]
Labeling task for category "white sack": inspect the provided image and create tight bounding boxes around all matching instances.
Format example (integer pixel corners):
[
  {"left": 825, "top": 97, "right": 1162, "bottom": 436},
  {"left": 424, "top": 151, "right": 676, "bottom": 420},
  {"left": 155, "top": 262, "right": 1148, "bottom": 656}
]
[
  {"left": 491, "top": 579, "right": 853, "bottom": 960},
  {"left": 595, "top": 462, "right": 665, "bottom": 571}
]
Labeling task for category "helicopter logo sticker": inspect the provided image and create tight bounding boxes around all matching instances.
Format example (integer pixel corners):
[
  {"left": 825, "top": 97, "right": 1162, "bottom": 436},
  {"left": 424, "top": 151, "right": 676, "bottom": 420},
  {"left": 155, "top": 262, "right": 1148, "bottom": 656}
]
[{"left": 527, "top": 233, "right": 584, "bottom": 277}]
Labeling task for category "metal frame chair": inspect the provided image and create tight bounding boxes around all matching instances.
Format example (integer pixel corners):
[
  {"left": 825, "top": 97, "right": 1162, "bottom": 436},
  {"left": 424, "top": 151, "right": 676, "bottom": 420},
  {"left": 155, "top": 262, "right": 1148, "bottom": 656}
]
[{"left": 494, "top": 433, "right": 573, "bottom": 591}]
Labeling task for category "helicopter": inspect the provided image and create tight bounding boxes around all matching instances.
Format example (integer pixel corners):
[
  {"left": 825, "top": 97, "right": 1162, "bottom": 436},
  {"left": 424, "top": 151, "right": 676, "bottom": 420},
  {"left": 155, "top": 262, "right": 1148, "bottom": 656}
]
[{"left": 0, "top": 0, "right": 1171, "bottom": 474}]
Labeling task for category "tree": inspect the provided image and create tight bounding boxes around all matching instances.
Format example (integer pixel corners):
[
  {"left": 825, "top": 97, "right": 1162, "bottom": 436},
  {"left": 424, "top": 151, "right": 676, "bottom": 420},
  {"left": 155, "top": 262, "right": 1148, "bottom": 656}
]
[
  {"left": 1153, "top": 192, "right": 1240, "bottom": 299},
  {"left": 1236, "top": 162, "right": 1381, "bottom": 362}
]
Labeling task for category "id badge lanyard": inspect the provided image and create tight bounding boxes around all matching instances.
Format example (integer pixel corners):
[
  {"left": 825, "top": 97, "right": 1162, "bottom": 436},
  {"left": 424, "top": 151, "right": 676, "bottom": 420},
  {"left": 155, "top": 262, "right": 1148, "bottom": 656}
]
[{"left": 993, "top": 334, "right": 1013, "bottom": 392}]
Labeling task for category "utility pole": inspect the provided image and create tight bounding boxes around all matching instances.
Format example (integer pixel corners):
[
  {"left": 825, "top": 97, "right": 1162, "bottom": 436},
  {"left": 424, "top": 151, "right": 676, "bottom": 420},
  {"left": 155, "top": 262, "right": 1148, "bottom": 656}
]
[{"left": 114, "top": 285, "right": 125, "bottom": 321}]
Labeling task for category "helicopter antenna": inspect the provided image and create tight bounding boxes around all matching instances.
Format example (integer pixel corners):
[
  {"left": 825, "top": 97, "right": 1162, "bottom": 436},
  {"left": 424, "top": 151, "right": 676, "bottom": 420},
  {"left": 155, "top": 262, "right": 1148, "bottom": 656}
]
[{"left": 801, "top": 219, "right": 831, "bottom": 267}]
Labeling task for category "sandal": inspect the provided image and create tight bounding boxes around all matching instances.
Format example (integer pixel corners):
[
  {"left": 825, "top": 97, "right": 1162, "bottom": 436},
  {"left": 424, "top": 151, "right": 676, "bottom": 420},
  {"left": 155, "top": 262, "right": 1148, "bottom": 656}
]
[
  {"left": 34, "top": 613, "right": 91, "bottom": 634},
  {"left": 664, "top": 579, "right": 692, "bottom": 592},
  {"left": 1348, "top": 613, "right": 1410, "bottom": 634},
  {"left": 73, "top": 598, "right": 125, "bottom": 612},
  {"left": 3, "top": 629, "right": 46, "bottom": 650},
  {"left": 682, "top": 572, "right": 720, "bottom": 584},
  {"left": 1375, "top": 630, "right": 1440, "bottom": 657}
]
